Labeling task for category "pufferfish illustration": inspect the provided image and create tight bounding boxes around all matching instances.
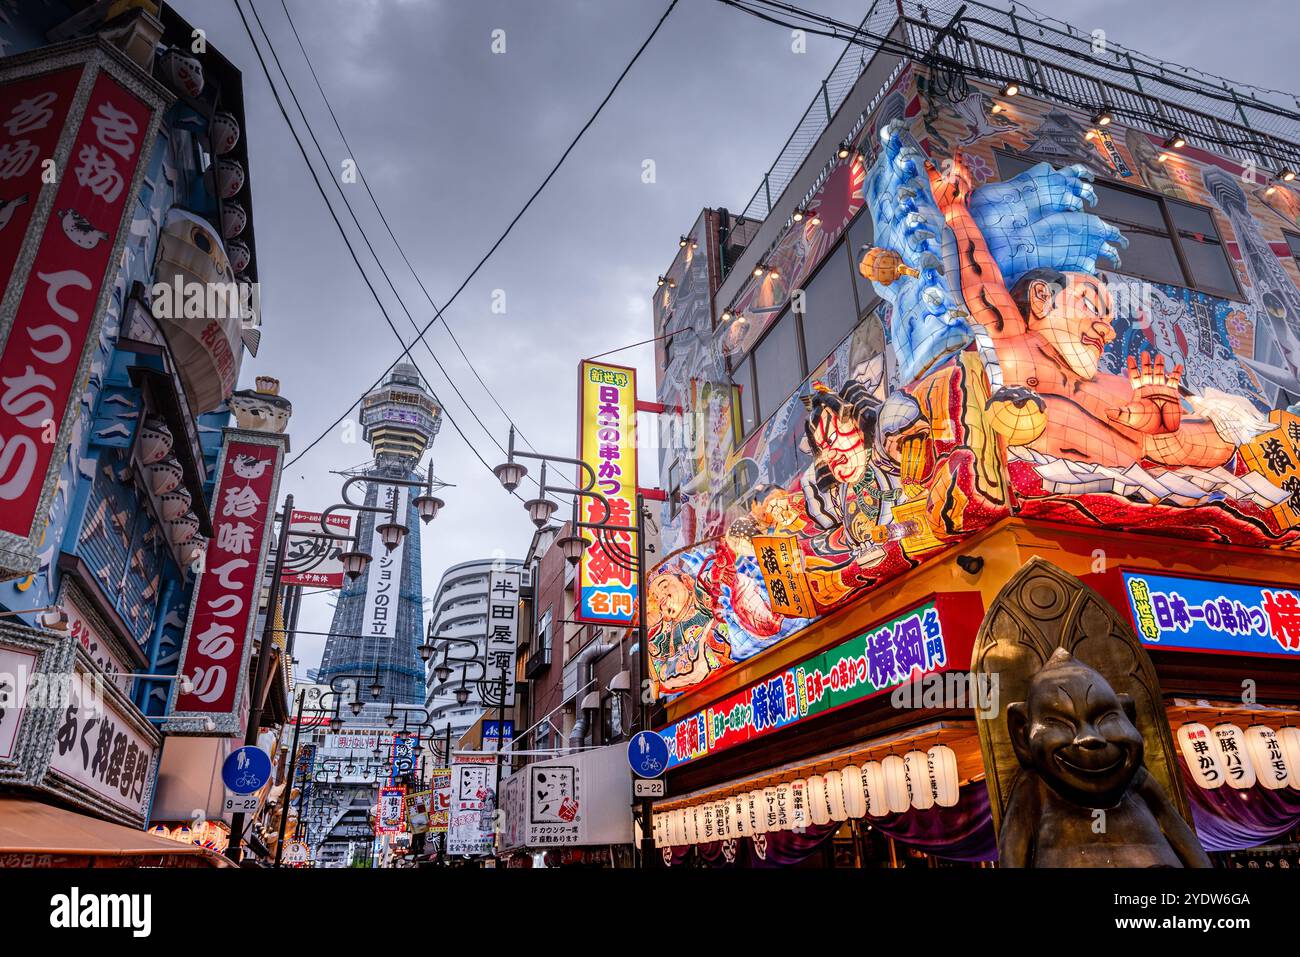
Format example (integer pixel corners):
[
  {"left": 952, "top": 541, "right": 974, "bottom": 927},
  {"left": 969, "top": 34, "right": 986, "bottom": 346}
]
[
  {"left": 0, "top": 193, "right": 29, "bottom": 232},
  {"left": 231, "top": 453, "right": 270, "bottom": 480},
  {"left": 58, "top": 208, "right": 110, "bottom": 249}
]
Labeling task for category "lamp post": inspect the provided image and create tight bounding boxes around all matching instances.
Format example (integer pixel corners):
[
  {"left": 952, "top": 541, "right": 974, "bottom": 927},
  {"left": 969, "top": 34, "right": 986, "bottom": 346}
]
[
  {"left": 273, "top": 685, "right": 309, "bottom": 867},
  {"left": 492, "top": 427, "right": 652, "bottom": 866}
]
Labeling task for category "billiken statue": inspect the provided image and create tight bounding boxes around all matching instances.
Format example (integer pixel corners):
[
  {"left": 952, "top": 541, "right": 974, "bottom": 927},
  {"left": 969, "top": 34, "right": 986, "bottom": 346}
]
[{"left": 998, "top": 649, "right": 1210, "bottom": 867}]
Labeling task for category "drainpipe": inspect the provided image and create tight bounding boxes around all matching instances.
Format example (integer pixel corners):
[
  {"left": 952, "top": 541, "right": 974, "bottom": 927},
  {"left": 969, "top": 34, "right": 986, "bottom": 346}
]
[{"left": 567, "top": 640, "right": 614, "bottom": 752}]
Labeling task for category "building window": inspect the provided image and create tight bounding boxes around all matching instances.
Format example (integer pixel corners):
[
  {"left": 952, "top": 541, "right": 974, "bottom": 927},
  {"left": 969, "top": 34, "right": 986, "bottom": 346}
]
[
  {"left": 797, "top": 239, "right": 861, "bottom": 373},
  {"left": 848, "top": 208, "right": 881, "bottom": 319},
  {"left": 662, "top": 334, "right": 673, "bottom": 370},
  {"left": 601, "top": 694, "right": 623, "bottom": 743},
  {"left": 667, "top": 460, "right": 682, "bottom": 518},
  {"left": 537, "top": 609, "right": 552, "bottom": 656},
  {"left": 1286, "top": 231, "right": 1300, "bottom": 270},
  {"left": 731, "top": 353, "right": 759, "bottom": 439},
  {"left": 995, "top": 150, "right": 1239, "bottom": 298},
  {"left": 732, "top": 307, "right": 805, "bottom": 441}
]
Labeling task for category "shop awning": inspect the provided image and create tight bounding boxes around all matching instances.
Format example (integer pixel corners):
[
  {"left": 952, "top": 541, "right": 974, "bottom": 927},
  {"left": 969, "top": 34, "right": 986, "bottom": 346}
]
[{"left": 0, "top": 798, "right": 233, "bottom": 867}]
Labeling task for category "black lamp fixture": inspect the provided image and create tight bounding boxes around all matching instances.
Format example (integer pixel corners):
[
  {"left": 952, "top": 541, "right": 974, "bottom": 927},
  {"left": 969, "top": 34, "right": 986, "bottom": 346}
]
[
  {"left": 384, "top": 710, "right": 397, "bottom": 728},
  {"left": 1092, "top": 106, "right": 1113, "bottom": 127},
  {"left": 525, "top": 496, "right": 558, "bottom": 528},
  {"left": 836, "top": 139, "right": 851, "bottom": 159},
  {"left": 1164, "top": 131, "right": 1187, "bottom": 150},
  {"left": 369, "top": 678, "right": 384, "bottom": 699},
  {"left": 418, "top": 640, "right": 437, "bottom": 663},
  {"left": 339, "top": 548, "right": 372, "bottom": 582},
  {"left": 348, "top": 698, "right": 364, "bottom": 717},
  {"left": 433, "top": 655, "right": 453, "bottom": 683},
  {"left": 1000, "top": 80, "right": 1019, "bottom": 97},
  {"left": 556, "top": 533, "right": 586, "bottom": 566},
  {"left": 454, "top": 685, "right": 470, "bottom": 706},
  {"left": 329, "top": 715, "right": 343, "bottom": 733}
]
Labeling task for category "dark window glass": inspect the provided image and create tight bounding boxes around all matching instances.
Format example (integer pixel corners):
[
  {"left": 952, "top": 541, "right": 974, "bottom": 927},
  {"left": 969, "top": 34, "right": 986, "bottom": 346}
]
[
  {"left": 1169, "top": 200, "right": 1238, "bottom": 297},
  {"left": 799, "top": 242, "right": 860, "bottom": 372},
  {"left": 1091, "top": 182, "right": 1184, "bottom": 286},
  {"left": 1286, "top": 231, "right": 1300, "bottom": 267},
  {"left": 995, "top": 151, "right": 1036, "bottom": 178},
  {"left": 847, "top": 210, "right": 879, "bottom": 317},
  {"left": 753, "top": 310, "right": 802, "bottom": 422},
  {"left": 732, "top": 355, "right": 758, "bottom": 437}
]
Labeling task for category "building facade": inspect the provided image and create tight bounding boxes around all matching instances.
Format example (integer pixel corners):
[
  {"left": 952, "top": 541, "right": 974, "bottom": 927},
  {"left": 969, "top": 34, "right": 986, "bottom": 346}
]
[
  {"left": 0, "top": 1, "right": 265, "bottom": 861},
  {"left": 645, "top": 1, "right": 1300, "bottom": 868},
  {"left": 425, "top": 557, "right": 524, "bottom": 743}
]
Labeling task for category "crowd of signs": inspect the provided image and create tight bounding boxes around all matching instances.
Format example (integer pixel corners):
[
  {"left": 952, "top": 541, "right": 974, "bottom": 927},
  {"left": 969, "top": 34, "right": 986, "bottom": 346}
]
[{"left": 645, "top": 64, "right": 1300, "bottom": 703}]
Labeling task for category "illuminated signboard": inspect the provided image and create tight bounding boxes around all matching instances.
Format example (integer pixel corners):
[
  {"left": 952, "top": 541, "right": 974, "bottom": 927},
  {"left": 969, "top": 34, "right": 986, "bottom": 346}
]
[
  {"left": 1123, "top": 572, "right": 1300, "bottom": 658},
  {"left": 576, "top": 360, "right": 638, "bottom": 625},
  {"left": 658, "top": 593, "right": 981, "bottom": 770}
]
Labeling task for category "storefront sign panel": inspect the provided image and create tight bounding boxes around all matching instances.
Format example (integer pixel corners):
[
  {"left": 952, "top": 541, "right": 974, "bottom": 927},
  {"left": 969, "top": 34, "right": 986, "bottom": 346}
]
[
  {"left": 447, "top": 754, "right": 496, "bottom": 856},
  {"left": 0, "top": 61, "right": 160, "bottom": 561},
  {"left": 576, "top": 360, "right": 638, "bottom": 626},
  {"left": 1123, "top": 572, "right": 1300, "bottom": 658},
  {"left": 360, "top": 485, "right": 407, "bottom": 642},
  {"left": 281, "top": 510, "right": 352, "bottom": 588},
  {"left": 167, "top": 432, "right": 284, "bottom": 733},
  {"left": 660, "top": 593, "right": 979, "bottom": 770}
]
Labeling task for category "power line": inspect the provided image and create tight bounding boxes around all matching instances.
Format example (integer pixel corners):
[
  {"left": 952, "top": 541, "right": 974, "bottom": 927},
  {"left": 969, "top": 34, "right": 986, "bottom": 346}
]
[
  {"left": 278, "top": 0, "right": 540, "bottom": 454},
  {"left": 242, "top": 0, "right": 557, "bottom": 504},
  {"left": 231, "top": 0, "right": 524, "bottom": 500},
  {"left": 276, "top": 0, "right": 681, "bottom": 469}
]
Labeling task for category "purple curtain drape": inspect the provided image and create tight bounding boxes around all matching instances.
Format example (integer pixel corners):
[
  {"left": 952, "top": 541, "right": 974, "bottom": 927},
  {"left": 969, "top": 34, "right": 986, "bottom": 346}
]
[
  {"left": 866, "top": 782, "right": 998, "bottom": 862},
  {"left": 660, "top": 783, "right": 997, "bottom": 866},
  {"left": 1178, "top": 757, "right": 1300, "bottom": 852}
]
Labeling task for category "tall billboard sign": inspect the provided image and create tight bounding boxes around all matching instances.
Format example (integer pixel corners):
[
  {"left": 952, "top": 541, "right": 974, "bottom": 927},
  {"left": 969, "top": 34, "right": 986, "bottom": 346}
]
[
  {"left": 360, "top": 483, "right": 408, "bottom": 644},
  {"left": 0, "top": 42, "right": 168, "bottom": 578},
  {"left": 576, "top": 360, "right": 638, "bottom": 625},
  {"left": 282, "top": 510, "right": 352, "bottom": 588},
  {"left": 166, "top": 430, "right": 286, "bottom": 735},
  {"left": 479, "top": 568, "right": 520, "bottom": 709}
]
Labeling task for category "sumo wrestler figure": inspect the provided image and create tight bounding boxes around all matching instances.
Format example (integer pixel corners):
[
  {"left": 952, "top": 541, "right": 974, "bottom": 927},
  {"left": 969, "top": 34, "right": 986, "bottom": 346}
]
[
  {"left": 998, "top": 648, "right": 1210, "bottom": 868},
  {"left": 926, "top": 151, "right": 1236, "bottom": 470}
]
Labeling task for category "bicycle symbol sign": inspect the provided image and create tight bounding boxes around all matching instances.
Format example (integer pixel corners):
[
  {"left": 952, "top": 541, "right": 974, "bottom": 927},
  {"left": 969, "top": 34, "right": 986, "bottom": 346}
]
[
  {"left": 222, "top": 746, "right": 272, "bottom": 795},
  {"left": 627, "top": 732, "right": 669, "bottom": 779}
]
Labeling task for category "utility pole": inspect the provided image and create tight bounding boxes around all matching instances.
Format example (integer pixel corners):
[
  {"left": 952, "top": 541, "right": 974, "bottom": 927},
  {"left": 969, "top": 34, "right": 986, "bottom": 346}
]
[
  {"left": 226, "top": 493, "right": 294, "bottom": 865},
  {"left": 634, "top": 490, "right": 655, "bottom": 869},
  {"left": 273, "top": 686, "right": 307, "bottom": 867}
]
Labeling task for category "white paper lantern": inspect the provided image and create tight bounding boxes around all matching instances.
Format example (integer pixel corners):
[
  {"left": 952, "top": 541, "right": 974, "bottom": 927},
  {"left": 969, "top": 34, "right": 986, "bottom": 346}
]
[
  {"left": 701, "top": 802, "right": 716, "bottom": 842},
  {"left": 750, "top": 790, "right": 768, "bottom": 835},
  {"left": 881, "top": 755, "right": 911, "bottom": 814},
  {"left": 861, "top": 761, "right": 888, "bottom": 817},
  {"left": 841, "top": 764, "right": 868, "bottom": 818},
  {"left": 716, "top": 798, "right": 733, "bottom": 839},
  {"left": 791, "top": 778, "right": 810, "bottom": 830},
  {"left": 684, "top": 806, "right": 699, "bottom": 845},
  {"left": 1279, "top": 727, "right": 1300, "bottom": 789},
  {"left": 928, "top": 745, "right": 960, "bottom": 807},
  {"left": 904, "top": 751, "right": 935, "bottom": 810},
  {"left": 824, "top": 769, "right": 849, "bottom": 822},
  {"left": 763, "top": 787, "right": 779, "bottom": 831},
  {"left": 1177, "top": 722, "right": 1226, "bottom": 790},
  {"left": 653, "top": 814, "right": 665, "bottom": 847},
  {"left": 1245, "top": 725, "right": 1290, "bottom": 790},
  {"left": 1210, "top": 724, "right": 1255, "bottom": 790},
  {"left": 806, "top": 774, "right": 831, "bottom": 826},
  {"left": 773, "top": 782, "right": 793, "bottom": 831},
  {"left": 731, "top": 794, "right": 749, "bottom": 838},
  {"left": 667, "top": 809, "right": 683, "bottom": 846}
]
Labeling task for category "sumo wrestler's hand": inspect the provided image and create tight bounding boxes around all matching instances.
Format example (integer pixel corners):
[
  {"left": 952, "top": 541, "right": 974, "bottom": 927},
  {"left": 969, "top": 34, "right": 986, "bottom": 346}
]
[
  {"left": 1108, "top": 353, "right": 1184, "bottom": 435},
  {"left": 924, "top": 149, "right": 976, "bottom": 214}
]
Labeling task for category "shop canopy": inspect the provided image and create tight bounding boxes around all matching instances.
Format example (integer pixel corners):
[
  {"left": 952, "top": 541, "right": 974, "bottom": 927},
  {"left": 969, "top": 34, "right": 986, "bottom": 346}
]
[{"left": 0, "top": 797, "right": 233, "bottom": 867}]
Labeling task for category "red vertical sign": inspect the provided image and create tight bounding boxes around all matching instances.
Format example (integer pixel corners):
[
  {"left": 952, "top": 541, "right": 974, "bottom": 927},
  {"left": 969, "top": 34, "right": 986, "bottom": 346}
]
[
  {"left": 0, "top": 67, "right": 82, "bottom": 294},
  {"left": 172, "top": 436, "right": 282, "bottom": 719},
  {"left": 0, "top": 68, "right": 154, "bottom": 537}
]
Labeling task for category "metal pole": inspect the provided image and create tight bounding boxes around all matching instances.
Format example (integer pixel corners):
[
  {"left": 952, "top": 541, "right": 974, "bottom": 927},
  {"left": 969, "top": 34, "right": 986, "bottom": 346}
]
[
  {"left": 274, "top": 687, "right": 306, "bottom": 867},
  {"left": 439, "top": 722, "right": 451, "bottom": 865},
  {"left": 634, "top": 490, "right": 654, "bottom": 869},
  {"left": 494, "top": 655, "right": 506, "bottom": 866},
  {"left": 226, "top": 492, "right": 294, "bottom": 864}
]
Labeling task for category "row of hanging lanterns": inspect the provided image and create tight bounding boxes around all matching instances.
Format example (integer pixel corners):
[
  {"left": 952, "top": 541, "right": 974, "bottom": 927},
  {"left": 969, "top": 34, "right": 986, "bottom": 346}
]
[
  {"left": 1177, "top": 722, "right": 1300, "bottom": 791},
  {"left": 652, "top": 744, "right": 960, "bottom": 848}
]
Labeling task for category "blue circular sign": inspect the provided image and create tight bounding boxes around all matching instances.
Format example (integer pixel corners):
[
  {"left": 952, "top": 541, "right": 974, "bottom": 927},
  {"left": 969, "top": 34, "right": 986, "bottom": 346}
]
[
  {"left": 627, "top": 731, "right": 669, "bottom": 778},
  {"left": 222, "top": 746, "right": 272, "bottom": 795}
]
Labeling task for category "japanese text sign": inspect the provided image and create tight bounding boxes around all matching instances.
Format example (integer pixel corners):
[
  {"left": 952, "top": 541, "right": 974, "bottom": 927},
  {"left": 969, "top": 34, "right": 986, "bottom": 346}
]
[
  {"left": 1124, "top": 572, "right": 1300, "bottom": 658},
  {"left": 0, "top": 54, "right": 162, "bottom": 569},
  {"left": 376, "top": 785, "right": 406, "bottom": 834},
  {"left": 659, "top": 593, "right": 981, "bottom": 770},
  {"left": 576, "top": 360, "right": 638, "bottom": 625},
  {"left": 479, "top": 568, "right": 520, "bottom": 708},
  {"left": 361, "top": 484, "right": 407, "bottom": 642},
  {"left": 281, "top": 510, "right": 352, "bottom": 588},
  {"left": 752, "top": 534, "right": 817, "bottom": 618},
  {"left": 168, "top": 432, "right": 284, "bottom": 733}
]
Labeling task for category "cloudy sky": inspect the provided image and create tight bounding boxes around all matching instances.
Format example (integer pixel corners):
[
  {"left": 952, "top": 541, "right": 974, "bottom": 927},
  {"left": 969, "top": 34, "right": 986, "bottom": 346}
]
[{"left": 169, "top": 0, "right": 1300, "bottom": 674}]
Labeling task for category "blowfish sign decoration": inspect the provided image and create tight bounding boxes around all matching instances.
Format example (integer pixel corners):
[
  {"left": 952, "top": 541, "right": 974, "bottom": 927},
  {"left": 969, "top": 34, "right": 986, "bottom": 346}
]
[
  {"left": 576, "top": 360, "right": 638, "bottom": 625},
  {"left": 0, "top": 45, "right": 166, "bottom": 578},
  {"left": 167, "top": 431, "right": 286, "bottom": 735}
]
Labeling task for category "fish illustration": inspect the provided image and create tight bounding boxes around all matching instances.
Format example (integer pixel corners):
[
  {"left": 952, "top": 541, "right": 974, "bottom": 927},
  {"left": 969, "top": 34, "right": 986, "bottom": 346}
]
[
  {"left": 58, "top": 207, "right": 109, "bottom": 250},
  {"left": 0, "top": 193, "right": 28, "bottom": 232}
]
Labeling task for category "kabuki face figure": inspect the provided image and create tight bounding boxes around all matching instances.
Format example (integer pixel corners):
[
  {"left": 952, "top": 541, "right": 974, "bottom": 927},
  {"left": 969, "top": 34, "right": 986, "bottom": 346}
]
[
  {"left": 1016, "top": 269, "right": 1116, "bottom": 381},
  {"left": 812, "top": 405, "right": 870, "bottom": 484}
]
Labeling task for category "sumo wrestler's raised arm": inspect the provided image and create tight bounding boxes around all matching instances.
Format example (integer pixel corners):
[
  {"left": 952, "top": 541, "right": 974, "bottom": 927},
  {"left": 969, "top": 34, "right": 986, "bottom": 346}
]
[{"left": 925, "top": 150, "right": 1026, "bottom": 340}]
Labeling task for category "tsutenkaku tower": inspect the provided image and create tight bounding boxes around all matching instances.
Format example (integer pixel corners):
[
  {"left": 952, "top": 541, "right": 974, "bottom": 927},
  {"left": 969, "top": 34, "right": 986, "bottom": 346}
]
[{"left": 318, "top": 363, "right": 442, "bottom": 705}]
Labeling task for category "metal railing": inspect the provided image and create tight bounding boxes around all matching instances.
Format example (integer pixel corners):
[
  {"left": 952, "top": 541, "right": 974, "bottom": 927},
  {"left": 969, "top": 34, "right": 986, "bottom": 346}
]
[{"left": 736, "top": 0, "right": 1300, "bottom": 224}]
